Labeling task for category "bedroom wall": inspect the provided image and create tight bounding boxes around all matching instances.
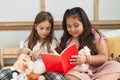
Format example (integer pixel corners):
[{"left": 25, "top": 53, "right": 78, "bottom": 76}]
[{"left": 0, "top": 0, "right": 120, "bottom": 47}]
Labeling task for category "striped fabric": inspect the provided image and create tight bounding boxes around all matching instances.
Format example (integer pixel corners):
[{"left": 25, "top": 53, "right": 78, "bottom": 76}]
[
  {"left": 43, "top": 72, "right": 65, "bottom": 80},
  {"left": 0, "top": 68, "right": 20, "bottom": 80}
]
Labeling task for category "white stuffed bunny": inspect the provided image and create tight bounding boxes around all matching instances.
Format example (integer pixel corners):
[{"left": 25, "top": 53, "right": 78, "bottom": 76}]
[
  {"left": 73, "top": 46, "right": 92, "bottom": 75},
  {"left": 32, "top": 60, "right": 46, "bottom": 74}
]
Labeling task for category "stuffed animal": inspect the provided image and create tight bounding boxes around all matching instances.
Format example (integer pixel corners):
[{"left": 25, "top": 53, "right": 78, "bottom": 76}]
[
  {"left": 27, "top": 73, "right": 40, "bottom": 80},
  {"left": 12, "top": 54, "right": 33, "bottom": 80},
  {"left": 11, "top": 71, "right": 27, "bottom": 80},
  {"left": 0, "top": 54, "right": 45, "bottom": 80},
  {"left": 109, "top": 53, "right": 120, "bottom": 63},
  {"left": 73, "top": 46, "right": 92, "bottom": 75},
  {"left": 0, "top": 54, "right": 31, "bottom": 80},
  {"left": 32, "top": 60, "right": 46, "bottom": 74},
  {"left": 13, "top": 54, "right": 31, "bottom": 74}
]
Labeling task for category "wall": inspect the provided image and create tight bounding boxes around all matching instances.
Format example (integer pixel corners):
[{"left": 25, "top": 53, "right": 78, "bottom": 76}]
[{"left": 0, "top": 0, "right": 120, "bottom": 47}]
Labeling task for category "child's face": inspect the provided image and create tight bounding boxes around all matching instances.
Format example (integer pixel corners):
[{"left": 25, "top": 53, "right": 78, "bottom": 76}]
[
  {"left": 66, "top": 17, "right": 84, "bottom": 38},
  {"left": 35, "top": 20, "right": 51, "bottom": 40}
]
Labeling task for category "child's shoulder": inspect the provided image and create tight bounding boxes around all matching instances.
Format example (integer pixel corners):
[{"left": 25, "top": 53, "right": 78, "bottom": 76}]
[{"left": 92, "top": 28, "right": 105, "bottom": 42}]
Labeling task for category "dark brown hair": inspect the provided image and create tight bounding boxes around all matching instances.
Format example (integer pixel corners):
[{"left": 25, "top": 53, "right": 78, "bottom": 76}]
[{"left": 57, "top": 7, "right": 102, "bottom": 55}]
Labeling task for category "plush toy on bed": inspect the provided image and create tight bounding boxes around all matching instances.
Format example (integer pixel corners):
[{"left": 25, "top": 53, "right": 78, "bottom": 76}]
[
  {"left": 0, "top": 53, "right": 46, "bottom": 80},
  {"left": 13, "top": 54, "right": 31, "bottom": 74},
  {"left": 73, "top": 46, "right": 92, "bottom": 75},
  {"left": 0, "top": 54, "right": 30, "bottom": 80},
  {"left": 109, "top": 53, "right": 120, "bottom": 63},
  {"left": 12, "top": 54, "right": 32, "bottom": 80},
  {"left": 13, "top": 54, "right": 44, "bottom": 80}
]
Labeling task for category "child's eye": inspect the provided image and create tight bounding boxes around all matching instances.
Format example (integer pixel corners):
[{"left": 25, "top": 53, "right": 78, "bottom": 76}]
[
  {"left": 46, "top": 28, "right": 51, "bottom": 30},
  {"left": 67, "top": 25, "right": 71, "bottom": 28},
  {"left": 74, "top": 24, "right": 79, "bottom": 27},
  {"left": 39, "top": 27, "right": 43, "bottom": 30}
]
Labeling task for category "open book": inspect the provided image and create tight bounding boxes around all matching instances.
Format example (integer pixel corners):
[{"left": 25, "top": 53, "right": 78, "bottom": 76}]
[{"left": 40, "top": 43, "right": 78, "bottom": 74}]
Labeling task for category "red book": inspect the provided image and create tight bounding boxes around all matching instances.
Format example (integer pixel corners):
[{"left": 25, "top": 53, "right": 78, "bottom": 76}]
[{"left": 40, "top": 43, "right": 78, "bottom": 74}]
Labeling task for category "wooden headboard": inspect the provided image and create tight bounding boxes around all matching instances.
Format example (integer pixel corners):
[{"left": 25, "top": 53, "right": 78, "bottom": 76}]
[{"left": 0, "top": 20, "right": 120, "bottom": 30}]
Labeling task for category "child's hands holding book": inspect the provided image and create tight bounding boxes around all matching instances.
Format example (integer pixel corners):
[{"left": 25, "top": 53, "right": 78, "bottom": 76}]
[
  {"left": 70, "top": 46, "right": 90, "bottom": 65},
  {"left": 70, "top": 54, "right": 87, "bottom": 65},
  {"left": 70, "top": 46, "right": 92, "bottom": 75}
]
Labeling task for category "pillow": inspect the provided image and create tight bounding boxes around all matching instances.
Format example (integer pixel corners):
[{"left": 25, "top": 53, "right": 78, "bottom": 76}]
[{"left": 106, "top": 36, "right": 120, "bottom": 58}]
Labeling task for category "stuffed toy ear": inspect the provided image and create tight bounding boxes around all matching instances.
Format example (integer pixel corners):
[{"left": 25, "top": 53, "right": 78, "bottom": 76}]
[
  {"left": 17, "top": 54, "right": 31, "bottom": 62},
  {"left": 13, "top": 61, "right": 25, "bottom": 73},
  {"left": 23, "top": 59, "right": 29, "bottom": 68},
  {"left": 13, "top": 61, "right": 30, "bottom": 75}
]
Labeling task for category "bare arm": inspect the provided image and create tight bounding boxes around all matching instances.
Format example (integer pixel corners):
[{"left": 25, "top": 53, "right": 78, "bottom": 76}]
[
  {"left": 17, "top": 47, "right": 32, "bottom": 57},
  {"left": 70, "top": 39, "right": 108, "bottom": 66},
  {"left": 88, "top": 39, "right": 108, "bottom": 66}
]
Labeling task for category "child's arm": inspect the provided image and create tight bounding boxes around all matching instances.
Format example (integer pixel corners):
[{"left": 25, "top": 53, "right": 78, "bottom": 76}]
[
  {"left": 18, "top": 41, "right": 32, "bottom": 56},
  {"left": 17, "top": 48, "right": 32, "bottom": 57}
]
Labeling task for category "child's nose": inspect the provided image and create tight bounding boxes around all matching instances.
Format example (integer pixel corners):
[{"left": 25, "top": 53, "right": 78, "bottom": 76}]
[{"left": 71, "top": 27, "right": 76, "bottom": 31}]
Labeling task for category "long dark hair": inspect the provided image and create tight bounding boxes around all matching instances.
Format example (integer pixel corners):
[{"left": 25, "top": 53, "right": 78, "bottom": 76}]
[
  {"left": 58, "top": 7, "right": 101, "bottom": 55},
  {"left": 25, "top": 11, "right": 57, "bottom": 52}
]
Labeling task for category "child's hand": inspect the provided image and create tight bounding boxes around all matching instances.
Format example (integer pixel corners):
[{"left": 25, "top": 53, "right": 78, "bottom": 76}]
[
  {"left": 70, "top": 54, "right": 87, "bottom": 65},
  {"left": 18, "top": 48, "right": 32, "bottom": 56},
  {"left": 31, "top": 49, "right": 45, "bottom": 61}
]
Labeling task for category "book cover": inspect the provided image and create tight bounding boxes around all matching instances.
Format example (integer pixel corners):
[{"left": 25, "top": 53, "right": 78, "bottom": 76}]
[{"left": 40, "top": 43, "right": 78, "bottom": 74}]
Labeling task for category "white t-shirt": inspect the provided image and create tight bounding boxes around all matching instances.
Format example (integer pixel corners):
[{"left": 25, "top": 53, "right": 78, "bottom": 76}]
[{"left": 21, "top": 39, "right": 58, "bottom": 54}]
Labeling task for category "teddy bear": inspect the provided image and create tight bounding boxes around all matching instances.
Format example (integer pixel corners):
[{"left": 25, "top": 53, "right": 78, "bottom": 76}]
[
  {"left": 13, "top": 54, "right": 43, "bottom": 80},
  {"left": 11, "top": 54, "right": 32, "bottom": 80},
  {"left": 32, "top": 59, "right": 46, "bottom": 74},
  {"left": 0, "top": 53, "right": 45, "bottom": 80},
  {"left": 14, "top": 53, "right": 47, "bottom": 80},
  {"left": 73, "top": 46, "right": 92, "bottom": 75},
  {"left": 27, "top": 60, "right": 46, "bottom": 80},
  {"left": 0, "top": 54, "right": 30, "bottom": 80},
  {"left": 13, "top": 54, "right": 32, "bottom": 74}
]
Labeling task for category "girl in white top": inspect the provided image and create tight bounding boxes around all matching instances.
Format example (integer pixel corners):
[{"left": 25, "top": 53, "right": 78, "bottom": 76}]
[{"left": 18, "top": 11, "right": 62, "bottom": 80}]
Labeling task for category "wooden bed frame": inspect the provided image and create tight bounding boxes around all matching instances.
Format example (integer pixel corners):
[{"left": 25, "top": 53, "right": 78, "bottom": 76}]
[{"left": 0, "top": 20, "right": 120, "bottom": 30}]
